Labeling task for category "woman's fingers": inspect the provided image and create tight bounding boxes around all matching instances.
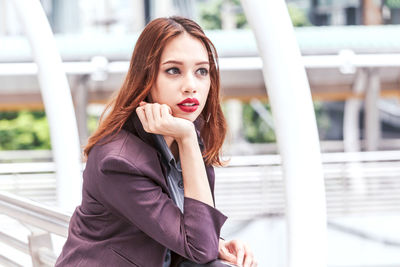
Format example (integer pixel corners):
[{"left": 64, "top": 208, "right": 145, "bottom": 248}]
[
  {"left": 243, "top": 243, "right": 254, "bottom": 267},
  {"left": 143, "top": 102, "right": 155, "bottom": 131},
  {"left": 137, "top": 102, "right": 173, "bottom": 134},
  {"left": 160, "top": 104, "right": 172, "bottom": 117},
  {"left": 235, "top": 241, "right": 245, "bottom": 266},
  {"left": 136, "top": 102, "right": 194, "bottom": 139},
  {"left": 135, "top": 106, "right": 149, "bottom": 131},
  {"left": 218, "top": 242, "right": 236, "bottom": 263},
  {"left": 152, "top": 103, "right": 162, "bottom": 123},
  {"left": 224, "top": 240, "right": 257, "bottom": 267}
]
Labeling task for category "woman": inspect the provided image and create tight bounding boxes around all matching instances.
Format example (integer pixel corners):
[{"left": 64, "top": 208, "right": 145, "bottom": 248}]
[{"left": 56, "top": 16, "right": 256, "bottom": 267}]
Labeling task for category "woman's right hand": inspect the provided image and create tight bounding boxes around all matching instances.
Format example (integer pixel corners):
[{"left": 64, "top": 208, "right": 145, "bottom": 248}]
[{"left": 136, "top": 101, "right": 196, "bottom": 141}]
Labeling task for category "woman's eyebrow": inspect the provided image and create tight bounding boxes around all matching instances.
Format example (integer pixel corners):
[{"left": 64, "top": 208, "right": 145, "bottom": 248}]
[
  {"left": 195, "top": 61, "right": 210, "bottom": 65},
  {"left": 162, "top": 60, "right": 209, "bottom": 65}
]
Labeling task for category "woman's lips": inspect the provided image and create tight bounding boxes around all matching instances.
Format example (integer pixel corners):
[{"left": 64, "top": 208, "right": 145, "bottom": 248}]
[{"left": 177, "top": 98, "right": 199, "bottom": 113}]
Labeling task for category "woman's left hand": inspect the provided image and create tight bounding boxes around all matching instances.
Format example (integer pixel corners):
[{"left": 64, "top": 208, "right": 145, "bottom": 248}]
[{"left": 218, "top": 239, "right": 257, "bottom": 267}]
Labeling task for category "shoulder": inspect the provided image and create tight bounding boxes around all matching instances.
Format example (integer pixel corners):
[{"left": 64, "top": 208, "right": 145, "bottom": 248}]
[
  {"left": 87, "top": 129, "right": 160, "bottom": 174},
  {"left": 82, "top": 130, "right": 168, "bottom": 204}
]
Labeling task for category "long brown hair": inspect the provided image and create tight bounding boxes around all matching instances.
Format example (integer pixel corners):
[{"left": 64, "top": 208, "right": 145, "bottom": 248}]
[{"left": 84, "top": 16, "right": 227, "bottom": 166}]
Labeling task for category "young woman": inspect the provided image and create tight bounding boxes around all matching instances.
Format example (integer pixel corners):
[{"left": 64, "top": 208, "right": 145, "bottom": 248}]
[{"left": 56, "top": 16, "right": 256, "bottom": 267}]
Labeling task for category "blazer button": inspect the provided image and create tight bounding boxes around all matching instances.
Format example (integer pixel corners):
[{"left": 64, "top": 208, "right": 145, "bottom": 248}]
[{"left": 178, "top": 180, "right": 184, "bottom": 189}]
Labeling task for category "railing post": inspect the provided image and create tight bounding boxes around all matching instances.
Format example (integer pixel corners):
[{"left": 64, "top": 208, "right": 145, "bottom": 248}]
[{"left": 28, "top": 231, "right": 54, "bottom": 267}]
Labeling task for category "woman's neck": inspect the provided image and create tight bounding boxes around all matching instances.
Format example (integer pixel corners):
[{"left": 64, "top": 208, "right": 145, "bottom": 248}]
[{"left": 163, "top": 136, "right": 179, "bottom": 160}]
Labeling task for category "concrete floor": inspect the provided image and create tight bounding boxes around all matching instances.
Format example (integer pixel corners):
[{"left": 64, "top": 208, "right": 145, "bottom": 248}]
[{"left": 222, "top": 214, "right": 400, "bottom": 267}]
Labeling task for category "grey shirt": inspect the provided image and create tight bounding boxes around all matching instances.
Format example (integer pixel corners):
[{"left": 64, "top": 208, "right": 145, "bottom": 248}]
[{"left": 153, "top": 134, "right": 185, "bottom": 267}]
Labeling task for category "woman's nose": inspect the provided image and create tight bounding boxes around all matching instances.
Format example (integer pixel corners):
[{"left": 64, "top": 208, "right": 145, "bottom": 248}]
[{"left": 183, "top": 73, "right": 197, "bottom": 94}]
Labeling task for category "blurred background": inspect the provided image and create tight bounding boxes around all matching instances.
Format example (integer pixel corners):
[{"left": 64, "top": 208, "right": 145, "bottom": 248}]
[{"left": 1, "top": 0, "right": 400, "bottom": 266}]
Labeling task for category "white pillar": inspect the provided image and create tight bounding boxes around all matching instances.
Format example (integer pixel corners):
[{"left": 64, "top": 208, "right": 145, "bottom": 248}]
[
  {"left": 10, "top": 0, "right": 82, "bottom": 211},
  {"left": 365, "top": 68, "right": 381, "bottom": 151},
  {"left": 74, "top": 75, "right": 90, "bottom": 147},
  {"left": 240, "top": 1, "right": 327, "bottom": 267},
  {"left": 225, "top": 99, "right": 243, "bottom": 142},
  {"left": 2, "top": 0, "right": 22, "bottom": 35},
  {"left": 344, "top": 69, "right": 367, "bottom": 153},
  {"left": 344, "top": 69, "right": 368, "bottom": 196}
]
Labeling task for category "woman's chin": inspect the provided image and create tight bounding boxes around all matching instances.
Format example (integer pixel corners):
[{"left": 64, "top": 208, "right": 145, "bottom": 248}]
[{"left": 175, "top": 113, "right": 197, "bottom": 122}]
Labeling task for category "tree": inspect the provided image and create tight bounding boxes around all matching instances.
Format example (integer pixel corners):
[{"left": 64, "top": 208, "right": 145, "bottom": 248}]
[
  {"left": 0, "top": 111, "right": 51, "bottom": 150},
  {"left": 198, "top": 0, "right": 311, "bottom": 30}
]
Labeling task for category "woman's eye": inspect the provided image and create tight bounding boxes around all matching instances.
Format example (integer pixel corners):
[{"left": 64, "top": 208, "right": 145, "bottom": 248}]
[
  {"left": 197, "top": 68, "right": 209, "bottom": 76},
  {"left": 166, "top": 67, "right": 180, "bottom": 75}
]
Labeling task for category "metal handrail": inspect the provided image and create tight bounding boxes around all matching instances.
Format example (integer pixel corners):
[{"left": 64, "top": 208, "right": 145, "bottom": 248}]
[
  {"left": 2, "top": 150, "right": 400, "bottom": 174},
  {"left": 0, "top": 191, "right": 71, "bottom": 237},
  {"left": 225, "top": 149, "right": 400, "bottom": 166},
  {"left": 0, "top": 255, "right": 23, "bottom": 267},
  {"left": 37, "top": 247, "right": 58, "bottom": 266},
  {"left": 0, "top": 231, "right": 29, "bottom": 254}
]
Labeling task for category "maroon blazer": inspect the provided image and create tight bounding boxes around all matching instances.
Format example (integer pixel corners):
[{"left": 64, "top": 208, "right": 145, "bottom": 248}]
[{"left": 55, "top": 114, "right": 227, "bottom": 267}]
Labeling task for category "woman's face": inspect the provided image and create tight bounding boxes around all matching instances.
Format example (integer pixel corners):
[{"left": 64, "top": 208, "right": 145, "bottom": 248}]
[{"left": 150, "top": 32, "right": 211, "bottom": 122}]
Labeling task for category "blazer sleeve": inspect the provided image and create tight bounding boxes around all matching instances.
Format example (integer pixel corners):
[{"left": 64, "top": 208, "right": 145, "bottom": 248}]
[{"left": 95, "top": 154, "right": 227, "bottom": 264}]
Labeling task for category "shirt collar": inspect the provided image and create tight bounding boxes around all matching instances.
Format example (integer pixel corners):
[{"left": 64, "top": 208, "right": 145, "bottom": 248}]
[{"left": 153, "top": 134, "right": 180, "bottom": 170}]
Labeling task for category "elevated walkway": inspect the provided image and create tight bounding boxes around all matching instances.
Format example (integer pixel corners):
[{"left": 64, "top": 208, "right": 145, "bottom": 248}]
[
  {"left": 1, "top": 150, "right": 400, "bottom": 266},
  {"left": 0, "top": 151, "right": 400, "bottom": 266}
]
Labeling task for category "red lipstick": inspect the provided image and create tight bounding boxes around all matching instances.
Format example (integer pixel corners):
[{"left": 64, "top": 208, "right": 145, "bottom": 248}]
[{"left": 177, "top": 98, "right": 199, "bottom": 113}]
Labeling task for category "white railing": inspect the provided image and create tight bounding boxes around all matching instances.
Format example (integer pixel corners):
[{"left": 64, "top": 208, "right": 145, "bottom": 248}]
[
  {"left": 215, "top": 150, "right": 400, "bottom": 220},
  {"left": 1, "top": 151, "right": 400, "bottom": 266},
  {"left": 1, "top": 151, "right": 400, "bottom": 219},
  {"left": 2, "top": 150, "right": 400, "bottom": 220},
  {"left": 0, "top": 191, "right": 70, "bottom": 266}
]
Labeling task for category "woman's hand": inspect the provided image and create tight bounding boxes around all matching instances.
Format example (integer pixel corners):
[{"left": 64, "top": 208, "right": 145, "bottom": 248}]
[
  {"left": 218, "top": 239, "right": 257, "bottom": 267},
  {"left": 136, "top": 101, "right": 195, "bottom": 141}
]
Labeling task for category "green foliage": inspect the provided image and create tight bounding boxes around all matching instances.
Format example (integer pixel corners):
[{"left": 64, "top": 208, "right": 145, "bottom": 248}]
[
  {"left": 314, "top": 101, "right": 331, "bottom": 138},
  {"left": 241, "top": 101, "right": 331, "bottom": 143},
  {"left": 199, "top": 0, "right": 222, "bottom": 29},
  {"left": 198, "top": 0, "right": 311, "bottom": 30},
  {"left": 230, "top": 0, "right": 247, "bottom": 28},
  {"left": 287, "top": 3, "right": 312, "bottom": 27},
  {"left": 385, "top": 0, "right": 400, "bottom": 9},
  {"left": 242, "top": 102, "right": 276, "bottom": 143},
  {"left": 198, "top": 0, "right": 248, "bottom": 30},
  {"left": 88, "top": 114, "right": 100, "bottom": 135},
  {"left": 0, "top": 111, "right": 51, "bottom": 150},
  {"left": 0, "top": 110, "right": 102, "bottom": 151},
  {"left": 0, "top": 111, "right": 18, "bottom": 120}
]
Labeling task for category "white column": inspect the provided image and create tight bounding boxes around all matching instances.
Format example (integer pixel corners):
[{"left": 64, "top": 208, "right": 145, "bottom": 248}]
[
  {"left": 225, "top": 99, "right": 244, "bottom": 144},
  {"left": 240, "top": 1, "right": 327, "bottom": 267},
  {"left": 365, "top": 68, "right": 381, "bottom": 151},
  {"left": 74, "top": 75, "right": 90, "bottom": 147},
  {"left": 2, "top": 0, "right": 22, "bottom": 35},
  {"left": 10, "top": 0, "right": 82, "bottom": 211},
  {"left": 344, "top": 69, "right": 367, "bottom": 153},
  {"left": 344, "top": 69, "right": 368, "bottom": 196}
]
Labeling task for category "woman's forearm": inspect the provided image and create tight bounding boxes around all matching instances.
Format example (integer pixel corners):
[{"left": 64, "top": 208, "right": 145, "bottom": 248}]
[{"left": 177, "top": 131, "right": 214, "bottom": 207}]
